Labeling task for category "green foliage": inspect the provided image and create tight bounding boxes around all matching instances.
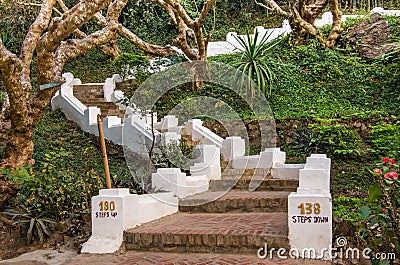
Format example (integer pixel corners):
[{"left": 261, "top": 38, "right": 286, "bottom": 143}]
[
  {"left": 23, "top": 109, "right": 133, "bottom": 221},
  {"left": 2, "top": 207, "right": 56, "bottom": 244},
  {"left": 308, "top": 123, "right": 365, "bottom": 158},
  {"left": 290, "top": 122, "right": 364, "bottom": 159},
  {"left": 0, "top": 0, "right": 39, "bottom": 54},
  {"left": 0, "top": 90, "right": 6, "bottom": 111},
  {"left": 121, "top": 1, "right": 177, "bottom": 45},
  {"left": 263, "top": 38, "right": 400, "bottom": 119},
  {"left": 333, "top": 196, "right": 364, "bottom": 222},
  {"left": 291, "top": 127, "right": 319, "bottom": 155},
  {"left": 112, "top": 52, "right": 150, "bottom": 81},
  {"left": 369, "top": 122, "right": 400, "bottom": 159},
  {"left": 63, "top": 48, "right": 115, "bottom": 83},
  {"left": 152, "top": 139, "right": 194, "bottom": 173},
  {"left": 387, "top": 15, "right": 400, "bottom": 38},
  {"left": 5, "top": 151, "right": 104, "bottom": 221}
]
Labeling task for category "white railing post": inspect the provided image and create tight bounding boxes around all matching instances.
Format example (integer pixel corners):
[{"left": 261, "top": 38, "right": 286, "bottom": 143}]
[{"left": 288, "top": 154, "right": 332, "bottom": 259}]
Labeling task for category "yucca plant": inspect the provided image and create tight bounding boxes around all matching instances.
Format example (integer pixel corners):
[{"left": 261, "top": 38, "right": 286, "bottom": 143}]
[
  {"left": 2, "top": 207, "right": 56, "bottom": 244},
  {"left": 233, "top": 29, "right": 280, "bottom": 98}
]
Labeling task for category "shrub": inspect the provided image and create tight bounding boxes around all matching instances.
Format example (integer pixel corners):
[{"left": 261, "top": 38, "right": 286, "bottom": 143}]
[
  {"left": 292, "top": 123, "right": 365, "bottom": 158},
  {"left": 112, "top": 52, "right": 150, "bottom": 81},
  {"left": 3, "top": 151, "right": 104, "bottom": 222},
  {"left": 357, "top": 157, "right": 399, "bottom": 263},
  {"left": 369, "top": 123, "right": 400, "bottom": 159},
  {"left": 333, "top": 196, "right": 364, "bottom": 223}
]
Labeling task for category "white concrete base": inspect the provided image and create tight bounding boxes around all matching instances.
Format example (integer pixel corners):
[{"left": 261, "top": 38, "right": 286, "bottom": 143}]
[
  {"left": 221, "top": 137, "right": 245, "bottom": 161},
  {"left": 272, "top": 164, "right": 305, "bottom": 179},
  {"left": 190, "top": 164, "right": 221, "bottom": 180},
  {"left": 231, "top": 155, "right": 260, "bottom": 169},
  {"left": 259, "top": 148, "right": 286, "bottom": 168},
  {"left": 288, "top": 193, "right": 332, "bottom": 259},
  {"left": 190, "top": 145, "right": 221, "bottom": 180},
  {"left": 81, "top": 189, "right": 178, "bottom": 254},
  {"left": 152, "top": 168, "right": 209, "bottom": 198},
  {"left": 81, "top": 235, "right": 123, "bottom": 254}
]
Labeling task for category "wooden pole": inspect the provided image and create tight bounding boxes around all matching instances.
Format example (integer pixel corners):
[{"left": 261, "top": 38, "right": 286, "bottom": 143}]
[{"left": 97, "top": 114, "right": 111, "bottom": 189}]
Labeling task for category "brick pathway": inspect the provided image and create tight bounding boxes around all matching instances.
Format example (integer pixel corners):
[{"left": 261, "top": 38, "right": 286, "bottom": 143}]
[
  {"left": 126, "top": 212, "right": 287, "bottom": 236},
  {"left": 124, "top": 212, "right": 289, "bottom": 253},
  {"left": 67, "top": 252, "right": 332, "bottom": 265}
]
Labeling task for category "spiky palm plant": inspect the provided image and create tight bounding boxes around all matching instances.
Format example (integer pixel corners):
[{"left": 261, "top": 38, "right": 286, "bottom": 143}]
[
  {"left": 2, "top": 207, "right": 56, "bottom": 244},
  {"left": 234, "top": 29, "right": 280, "bottom": 98}
]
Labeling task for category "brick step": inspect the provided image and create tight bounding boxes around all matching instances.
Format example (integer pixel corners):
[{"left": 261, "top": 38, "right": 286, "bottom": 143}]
[
  {"left": 74, "top": 88, "right": 103, "bottom": 94},
  {"left": 75, "top": 93, "right": 104, "bottom": 99},
  {"left": 73, "top": 83, "right": 104, "bottom": 91},
  {"left": 80, "top": 101, "right": 118, "bottom": 107},
  {"left": 210, "top": 178, "right": 298, "bottom": 192},
  {"left": 124, "top": 212, "right": 289, "bottom": 253},
  {"left": 220, "top": 168, "right": 272, "bottom": 181},
  {"left": 179, "top": 190, "right": 290, "bottom": 213}
]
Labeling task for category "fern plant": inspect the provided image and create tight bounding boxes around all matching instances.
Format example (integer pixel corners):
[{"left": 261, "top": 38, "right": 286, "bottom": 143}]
[{"left": 233, "top": 29, "right": 280, "bottom": 98}]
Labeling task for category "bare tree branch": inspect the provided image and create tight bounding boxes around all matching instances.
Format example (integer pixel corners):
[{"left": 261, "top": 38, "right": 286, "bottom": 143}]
[
  {"left": 291, "top": 5, "right": 325, "bottom": 45},
  {"left": 173, "top": 17, "right": 199, "bottom": 60},
  {"left": 0, "top": 40, "right": 21, "bottom": 71},
  {"left": 304, "top": 0, "right": 329, "bottom": 21},
  {"left": 254, "top": 0, "right": 288, "bottom": 16},
  {"left": 118, "top": 26, "right": 178, "bottom": 57},
  {"left": 56, "top": 0, "right": 120, "bottom": 57},
  {"left": 54, "top": 24, "right": 121, "bottom": 75},
  {"left": 196, "top": 0, "right": 217, "bottom": 26},
  {"left": 20, "top": 0, "right": 56, "bottom": 67},
  {"left": 38, "top": 0, "right": 112, "bottom": 52},
  {"left": 326, "top": 0, "right": 342, "bottom": 48},
  {"left": 151, "top": 0, "right": 179, "bottom": 25},
  {"left": 164, "top": 0, "right": 194, "bottom": 27},
  {"left": 107, "top": 0, "right": 128, "bottom": 20},
  {"left": 91, "top": 2, "right": 177, "bottom": 58}
]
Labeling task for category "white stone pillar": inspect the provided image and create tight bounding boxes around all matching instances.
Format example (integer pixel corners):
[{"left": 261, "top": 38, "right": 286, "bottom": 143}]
[
  {"left": 155, "top": 115, "right": 179, "bottom": 132},
  {"left": 288, "top": 154, "right": 332, "bottom": 260},
  {"left": 152, "top": 168, "right": 209, "bottom": 198},
  {"left": 190, "top": 145, "right": 221, "bottom": 180},
  {"left": 258, "top": 148, "right": 286, "bottom": 169},
  {"left": 103, "top": 78, "right": 115, "bottom": 102},
  {"left": 81, "top": 189, "right": 138, "bottom": 254},
  {"left": 221, "top": 136, "right": 245, "bottom": 161}
]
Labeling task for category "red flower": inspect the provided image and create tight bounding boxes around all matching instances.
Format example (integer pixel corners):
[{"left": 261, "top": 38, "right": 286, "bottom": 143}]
[
  {"left": 382, "top": 157, "right": 396, "bottom": 165},
  {"left": 382, "top": 207, "right": 387, "bottom": 212},
  {"left": 373, "top": 168, "right": 382, "bottom": 175},
  {"left": 384, "top": 171, "right": 398, "bottom": 180}
]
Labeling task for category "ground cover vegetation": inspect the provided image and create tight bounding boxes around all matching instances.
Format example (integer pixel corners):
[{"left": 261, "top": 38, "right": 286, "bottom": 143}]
[{"left": 0, "top": 0, "right": 399, "bottom": 261}]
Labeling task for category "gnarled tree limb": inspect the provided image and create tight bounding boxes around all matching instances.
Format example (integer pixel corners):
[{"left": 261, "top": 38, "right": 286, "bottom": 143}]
[
  {"left": 254, "top": 0, "right": 288, "bottom": 16},
  {"left": 20, "top": 0, "right": 56, "bottom": 70}
]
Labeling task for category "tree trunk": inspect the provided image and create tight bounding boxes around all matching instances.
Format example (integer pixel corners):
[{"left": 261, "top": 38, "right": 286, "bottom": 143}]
[{"left": 0, "top": 52, "right": 34, "bottom": 168}]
